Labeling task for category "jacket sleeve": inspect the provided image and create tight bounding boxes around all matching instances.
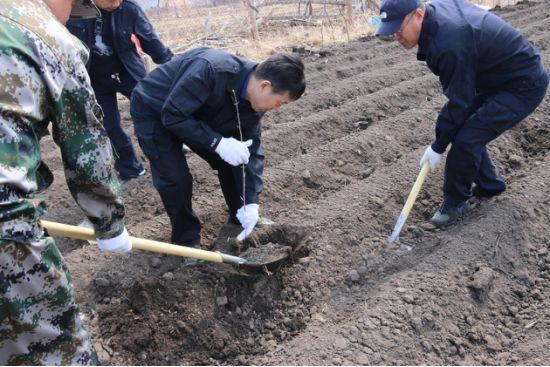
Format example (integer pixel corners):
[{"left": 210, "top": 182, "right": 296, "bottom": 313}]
[
  {"left": 52, "top": 58, "right": 126, "bottom": 239},
  {"left": 232, "top": 122, "right": 264, "bottom": 206},
  {"left": 160, "top": 59, "right": 223, "bottom": 150},
  {"left": 133, "top": 4, "right": 173, "bottom": 64},
  {"left": 430, "top": 49, "right": 477, "bottom": 153}
]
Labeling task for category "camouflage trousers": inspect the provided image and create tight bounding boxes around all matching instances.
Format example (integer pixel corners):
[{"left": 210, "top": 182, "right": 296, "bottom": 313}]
[{"left": 0, "top": 237, "right": 98, "bottom": 365}]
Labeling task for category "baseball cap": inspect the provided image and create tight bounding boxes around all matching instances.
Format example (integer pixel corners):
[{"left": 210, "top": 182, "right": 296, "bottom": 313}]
[
  {"left": 376, "top": 0, "right": 421, "bottom": 36},
  {"left": 70, "top": 0, "right": 100, "bottom": 19}
]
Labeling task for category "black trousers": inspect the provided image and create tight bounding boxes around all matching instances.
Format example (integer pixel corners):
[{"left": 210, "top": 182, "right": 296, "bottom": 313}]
[
  {"left": 135, "top": 122, "right": 242, "bottom": 245},
  {"left": 93, "top": 71, "right": 144, "bottom": 179},
  {"left": 444, "top": 72, "right": 549, "bottom": 205}
]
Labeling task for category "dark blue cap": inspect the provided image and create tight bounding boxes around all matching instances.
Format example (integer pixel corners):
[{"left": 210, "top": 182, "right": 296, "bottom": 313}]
[{"left": 375, "top": 0, "right": 421, "bottom": 36}]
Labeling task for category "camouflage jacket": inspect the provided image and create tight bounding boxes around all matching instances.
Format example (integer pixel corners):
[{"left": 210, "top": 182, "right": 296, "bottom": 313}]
[{"left": 0, "top": 0, "right": 125, "bottom": 242}]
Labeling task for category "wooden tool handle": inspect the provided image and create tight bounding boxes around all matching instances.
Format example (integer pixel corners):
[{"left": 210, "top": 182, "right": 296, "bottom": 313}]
[
  {"left": 388, "top": 161, "right": 430, "bottom": 244},
  {"left": 400, "top": 161, "right": 430, "bottom": 218},
  {"left": 40, "top": 220, "right": 224, "bottom": 263}
]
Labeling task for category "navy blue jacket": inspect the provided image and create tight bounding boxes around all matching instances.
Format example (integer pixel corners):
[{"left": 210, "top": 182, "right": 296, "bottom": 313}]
[
  {"left": 67, "top": 0, "right": 173, "bottom": 82},
  {"left": 132, "top": 47, "right": 265, "bottom": 204},
  {"left": 417, "top": 0, "right": 546, "bottom": 153}
]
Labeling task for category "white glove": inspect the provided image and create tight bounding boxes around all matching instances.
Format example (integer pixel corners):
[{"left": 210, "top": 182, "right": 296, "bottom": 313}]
[
  {"left": 236, "top": 204, "right": 259, "bottom": 241},
  {"left": 97, "top": 228, "right": 132, "bottom": 252},
  {"left": 215, "top": 137, "right": 253, "bottom": 166},
  {"left": 420, "top": 145, "right": 443, "bottom": 172}
]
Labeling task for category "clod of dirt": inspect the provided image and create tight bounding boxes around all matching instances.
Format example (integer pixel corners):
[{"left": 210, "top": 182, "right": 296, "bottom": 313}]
[
  {"left": 216, "top": 296, "right": 228, "bottom": 306},
  {"left": 240, "top": 242, "right": 292, "bottom": 265},
  {"left": 468, "top": 265, "right": 495, "bottom": 303},
  {"left": 508, "top": 154, "right": 523, "bottom": 168},
  {"left": 348, "top": 270, "right": 360, "bottom": 283}
]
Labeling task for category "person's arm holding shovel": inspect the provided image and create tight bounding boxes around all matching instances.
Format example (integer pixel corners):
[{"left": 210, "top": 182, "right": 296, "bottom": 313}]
[
  {"left": 420, "top": 51, "right": 476, "bottom": 172},
  {"left": 52, "top": 60, "right": 131, "bottom": 252}
]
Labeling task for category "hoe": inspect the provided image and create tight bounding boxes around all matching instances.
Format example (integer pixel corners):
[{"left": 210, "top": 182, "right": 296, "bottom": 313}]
[{"left": 41, "top": 220, "right": 290, "bottom": 274}]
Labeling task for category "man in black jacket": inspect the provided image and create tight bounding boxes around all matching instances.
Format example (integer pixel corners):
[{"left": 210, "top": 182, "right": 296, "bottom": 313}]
[
  {"left": 376, "top": 0, "right": 548, "bottom": 227},
  {"left": 68, "top": 0, "right": 173, "bottom": 181},
  {"left": 131, "top": 48, "right": 305, "bottom": 245}
]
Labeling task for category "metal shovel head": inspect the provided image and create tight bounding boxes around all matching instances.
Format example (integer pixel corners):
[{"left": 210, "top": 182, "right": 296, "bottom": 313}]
[{"left": 388, "top": 236, "right": 413, "bottom": 251}]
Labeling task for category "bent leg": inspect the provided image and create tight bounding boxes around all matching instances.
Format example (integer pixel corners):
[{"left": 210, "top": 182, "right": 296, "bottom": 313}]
[
  {"left": 137, "top": 127, "right": 201, "bottom": 245},
  {"left": 191, "top": 145, "right": 243, "bottom": 223},
  {"left": 95, "top": 91, "right": 144, "bottom": 179},
  {"left": 444, "top": 83, "right": 548, "bottom": 205}
]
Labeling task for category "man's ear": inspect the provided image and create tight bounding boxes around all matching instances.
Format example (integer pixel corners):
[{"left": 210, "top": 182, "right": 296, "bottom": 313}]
[
  {"left": 259, "top": 80, "right": 272, "bottom": 91},
  {"left": 415, "top": 7, "right": 425, "bottom": 20}
]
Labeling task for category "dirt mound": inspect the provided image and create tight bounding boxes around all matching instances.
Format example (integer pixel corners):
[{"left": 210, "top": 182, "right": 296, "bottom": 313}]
[{"left": 40, "top": 1, "right": 550, "bottom": 364}]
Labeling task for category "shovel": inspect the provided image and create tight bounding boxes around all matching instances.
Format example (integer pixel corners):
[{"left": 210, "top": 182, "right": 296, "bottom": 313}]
[
  {"left": 388, "top": 161, "right": 430, "bottom": 251},
  {"left": 40, "top": 220, "right": 290, "bottom": 273}
]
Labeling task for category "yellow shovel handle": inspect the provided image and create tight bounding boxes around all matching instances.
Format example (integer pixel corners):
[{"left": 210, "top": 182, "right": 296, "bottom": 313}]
[
  {"left": 400, "top": 161, "right": 430, "bottom": 218},
  {"left": 388, "top": 161, "right": 430, "bottom": 244},
  {"left": 40, "top": 220, "right": 224, "bottom": 263}
]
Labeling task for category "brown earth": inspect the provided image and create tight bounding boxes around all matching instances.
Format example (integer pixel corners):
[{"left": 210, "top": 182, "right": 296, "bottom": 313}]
[{"left": 40, "top": 1, "right": 550, "bottom": 364}]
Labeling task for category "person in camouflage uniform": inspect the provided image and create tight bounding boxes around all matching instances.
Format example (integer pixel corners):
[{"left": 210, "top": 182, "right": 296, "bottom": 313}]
[{"left": 0, "top": 0, "right": 133, "bottom": 364}]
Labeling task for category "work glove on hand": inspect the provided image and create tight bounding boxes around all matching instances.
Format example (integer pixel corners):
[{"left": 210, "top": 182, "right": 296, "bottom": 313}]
[
  {"left": 420, "top": 145, "right": 443, "bottom": 172},
  {"left": 97, "top": 228, "right": 132, "bottom": 252},
  {"left": 215, "top": 137, "right": 253, "bottom": 166},
  {"left": 236, "top": 203, "right": 259, "bottom": 241}
]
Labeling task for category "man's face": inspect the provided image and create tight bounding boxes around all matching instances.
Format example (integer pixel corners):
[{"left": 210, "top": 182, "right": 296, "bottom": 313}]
[
  {"left": 394, "top": 9, "right": 424, "bottom": 49},
  {"left": 94, "top": 0, "right": 123, "bottom": 11},
  {"left": 249, "top": 81, "right": 293, "bottom": 113},
  {"left": 43, "top": 0, "right": 74, "bottom": 23}
]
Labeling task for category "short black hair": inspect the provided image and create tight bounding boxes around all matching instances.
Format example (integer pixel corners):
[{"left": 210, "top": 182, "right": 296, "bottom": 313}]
[{"left": 254, "top": 53, "right": 306, "bottom": 100}]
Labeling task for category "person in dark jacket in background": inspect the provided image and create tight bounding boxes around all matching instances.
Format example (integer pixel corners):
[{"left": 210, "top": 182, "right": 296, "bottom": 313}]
[
  {"left": 68, "top": 0, "right": 173, "bottom": 181},
  {"left": 130, "top": 48, "right": 305, "bottom": 246},
  {"left": 376, "top": 0, "right": 548, "bottom": 227}
]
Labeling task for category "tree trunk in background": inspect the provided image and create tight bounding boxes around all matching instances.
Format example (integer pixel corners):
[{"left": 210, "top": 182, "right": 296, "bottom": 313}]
[
  {"left": 246, "top": 0, "right": 260, "bottom": 40},
  {"left": 345, "top": 0, "right": 353, "bottom": 26}
]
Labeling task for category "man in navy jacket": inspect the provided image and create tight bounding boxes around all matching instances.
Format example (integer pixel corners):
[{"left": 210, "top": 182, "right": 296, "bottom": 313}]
[
  {"left": 131, "top": 48, "right": 305, "bottom": 245},
  {"left": 68, "top": 0, "right": 173, "bottom": 181},
  {"left": 376, "top": 0, "right": 548, "bottom": 227}
]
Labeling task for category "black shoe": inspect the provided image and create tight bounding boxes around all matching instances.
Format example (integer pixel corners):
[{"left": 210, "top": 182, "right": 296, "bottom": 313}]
[
  {"left": 472, "top": 184, "right": 505, "bottom": 199},
  {"left": 120, "top": 169, "right": 147, "bottom": 184},
  {"left": 227, "top": 215, "right": 240, "bottom": 226},
  {"left": 431, "top": 201, "right": 471, "bottom": 227},
  {"left": 175, "top": 242, "right": 204, "bottom": 266}
]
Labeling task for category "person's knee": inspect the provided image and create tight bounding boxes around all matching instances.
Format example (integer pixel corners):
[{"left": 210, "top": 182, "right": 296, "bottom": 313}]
[
  {"left": 155, "top": 170, "right": 192, "bottom": 194},
  {"left": 448, "top": 137, "right": 477, "bottom": 160}
]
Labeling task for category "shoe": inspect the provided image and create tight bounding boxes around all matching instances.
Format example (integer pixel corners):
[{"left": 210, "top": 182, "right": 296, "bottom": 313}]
[
  {"left": 176, "top": 242, "right": 204, "bottom": 266},
  {"left": 227, "top": 215, "right": 240, "bottom": 226},
  {"left": 472, "top": 184, "right": 505, "bottom": 199},
  {"left": 431, "top": 201, "right": 471, "bottom": 227},
  {"left": 182, "top": 144, "right": 191, "bottom": 154},
  {"left": 120, "top": 169, "right": 147, "bottom": 183}
]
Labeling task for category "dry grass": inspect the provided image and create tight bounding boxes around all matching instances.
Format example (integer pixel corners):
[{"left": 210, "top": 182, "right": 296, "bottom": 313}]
[{"left": 147, "top": 2, "right": 378, "bottom": 60}]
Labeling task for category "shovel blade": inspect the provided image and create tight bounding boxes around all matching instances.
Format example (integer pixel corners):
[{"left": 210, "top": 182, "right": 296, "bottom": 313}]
[{"left": 390, "top": 237, "right": 413, "bottom": 251}]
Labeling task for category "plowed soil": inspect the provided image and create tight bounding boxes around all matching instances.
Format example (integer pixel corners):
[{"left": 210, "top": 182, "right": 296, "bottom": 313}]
[{"left": 41, "top": 1, "right": 549, "bottom": 364}]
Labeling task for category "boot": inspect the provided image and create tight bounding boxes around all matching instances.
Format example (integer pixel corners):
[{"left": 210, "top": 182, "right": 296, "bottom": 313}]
[{"left": 431, "top": 201, "right": 471, "bottom": 227}]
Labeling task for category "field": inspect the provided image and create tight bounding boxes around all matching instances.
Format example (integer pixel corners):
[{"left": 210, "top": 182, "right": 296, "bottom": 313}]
[{"left": 40, "top": 0, "right": 550, "bottom": 364}]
